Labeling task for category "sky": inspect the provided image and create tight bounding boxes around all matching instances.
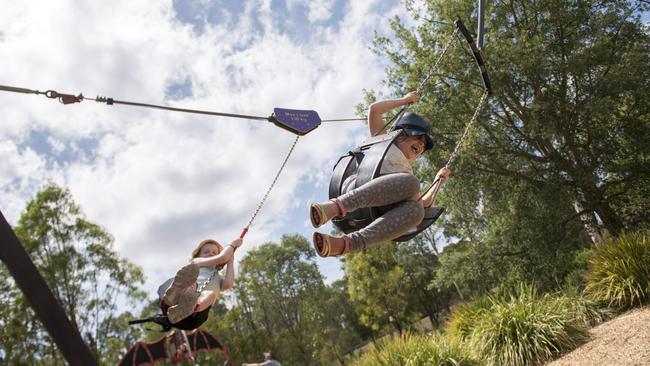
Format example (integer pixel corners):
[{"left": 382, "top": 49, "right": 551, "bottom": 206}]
[{"left": 0, "top": 0, "right": 419, "bottom": 299}]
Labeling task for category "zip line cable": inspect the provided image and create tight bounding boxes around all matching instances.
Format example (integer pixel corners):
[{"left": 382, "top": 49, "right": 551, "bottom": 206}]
[
  {"left": 0, "top": 84, "right": 365, "bottom": 123},
  {"left": 0, "top": 83, "right": 350, "bottom": 239},
  {"left": 0, "top": 20, "right": 491, "bottom": 240}
]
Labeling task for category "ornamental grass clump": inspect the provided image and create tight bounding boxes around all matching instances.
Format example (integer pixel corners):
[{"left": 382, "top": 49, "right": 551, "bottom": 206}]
[
  {"left": 353, "top": 332, "right": 480, "bottom": 366},
  {"left": 584, "top": 231, "right": 650, "bottom": 309},
  {"left": 445, "top": 296, "right": 492, "bottom": 342},
  {"left": 560, "top": 286, "right": 612, "bottom": 326},
  {"left": 467, "top": 285, "right": 587, "bottom": 366}
]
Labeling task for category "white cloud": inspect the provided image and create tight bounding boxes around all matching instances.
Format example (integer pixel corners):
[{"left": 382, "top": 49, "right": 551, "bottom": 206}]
[
  {"left": 0, "top": 0, "right": 409, "bottom": 297},
  {"left": 284, "top": 0, "right": 335, "bottom": 23}
]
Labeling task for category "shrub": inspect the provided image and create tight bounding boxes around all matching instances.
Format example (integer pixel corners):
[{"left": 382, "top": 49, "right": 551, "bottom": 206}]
[
  {"left": 466, "top": 285, "right": 588, "bottom": 366},
  {"left": 352, "top": 332, "right": 480, "bottom": 366},
  {"left": 584, "top": 231, "right": 650, "bottom": 308},
  {"left": 560, "top": 286, "right": 612, "bottom": 326},
  {"left": 562, "top": 248, "right": 594, "bottom": 290},
  {"left": 445, "top": 296, "right": 492, "bottom": 342}
]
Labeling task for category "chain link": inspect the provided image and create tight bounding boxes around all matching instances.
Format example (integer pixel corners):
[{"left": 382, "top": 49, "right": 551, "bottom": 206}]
[
  {"left": 244, "top": 135, "right": 300, "bottom": 230},
  {"left": 198, "top": 136, "right": 300, "bottom": 290},
  {"left": 382, "top": 25, "right": 461, "bottom": 134},
  {"left": 196, "top": 269, "right": 217, "bottom": 294},
  {"left": 416, "top": 26, "right": 460, "bottom": 94},
  {"left": 446, "top": 90, "right": 489, "bottom": 168}
]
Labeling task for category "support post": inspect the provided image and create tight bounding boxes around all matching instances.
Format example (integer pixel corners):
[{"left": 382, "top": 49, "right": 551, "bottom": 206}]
[
  {"left": 0, "top": 209, "right": 99, "bottom": 366},
  {"left": 477, "top": 0, "right": 486, "bottom": 49}
]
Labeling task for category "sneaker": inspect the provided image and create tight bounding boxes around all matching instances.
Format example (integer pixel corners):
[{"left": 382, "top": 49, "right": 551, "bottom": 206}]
[
  {"left": 167, "top": 291, "right": 199, "bottom": 323},
  {"left": 163, "top": 263, "right": 199, "bottom": 306}
]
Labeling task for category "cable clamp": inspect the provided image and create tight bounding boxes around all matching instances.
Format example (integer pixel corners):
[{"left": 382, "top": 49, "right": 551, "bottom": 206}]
[{"left": 44, "top": 90, "right": 84, "bottom": 104}]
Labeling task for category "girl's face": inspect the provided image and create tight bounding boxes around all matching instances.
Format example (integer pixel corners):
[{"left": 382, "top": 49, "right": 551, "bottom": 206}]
[
  {"left": 198, "top": 243, "right": 221, "bottom": 258},
  {"left": 396, "top": 135, "right": 426, "bottom": 161}
]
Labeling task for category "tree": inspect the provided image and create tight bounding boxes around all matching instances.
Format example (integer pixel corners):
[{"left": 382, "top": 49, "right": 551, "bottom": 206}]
[
  {"left": 434, "top": 177, "right": 589, "bottom": 295},
  {"left": 375, "top": 0, "right": 650, "bottom": 239},
  {"left": 345, "top": 244, "right": 420, "bottom": 335},
  {"left": 395, "top": 233, "right": 455, "bottom": 328},
  {"left": 212, "top": 235, "right": 330, "bottom": 365},
  {"left": 0, "top": 184, "right": 146, "bottom": 365},
  {"left": 307, "top": 279, "right": 369, "bottom": 366},
  {"left": 344, "top": 236, "right": 455, "bottom": 335}
]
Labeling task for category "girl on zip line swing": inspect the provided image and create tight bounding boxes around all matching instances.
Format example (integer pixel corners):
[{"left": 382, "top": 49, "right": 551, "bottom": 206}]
[
  {"left": 309, "top": 91, "right": 450, "bottom": 257},
  {"left": 157, "top": 237, "right": 243, "bottom": 328}
]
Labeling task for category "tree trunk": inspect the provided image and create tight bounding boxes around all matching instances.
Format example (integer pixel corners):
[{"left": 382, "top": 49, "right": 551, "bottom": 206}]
[
  {"left": 593, "top": 200, "right": 625, "bottom": 238},
  {"left": 578, "top": 184, "right": 625, "bottom": 237},
  {"left": 573, "top": 200, "right": 603, "bottom": 244}
]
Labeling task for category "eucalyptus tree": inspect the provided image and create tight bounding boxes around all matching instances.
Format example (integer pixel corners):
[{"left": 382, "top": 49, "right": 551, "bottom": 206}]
[
  {"left": 218, "top": 235, "right": 329, "bottom": 365},
  {"left": 395, "top": 233, "right": 455, "bottom": 328},
  {"left": 0, "top": 184, "right": 146, "bottom": 365},
  {"left": 345, "top": 244, "right": 421, "bottom": 335},
  {"left": 374, "top": 0, "right": 649, "bottom": 241}
]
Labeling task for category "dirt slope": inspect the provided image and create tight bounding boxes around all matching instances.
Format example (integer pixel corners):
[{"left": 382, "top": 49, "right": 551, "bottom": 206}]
[{"left": 546, "top": 307, "right": 650, "bottom": 366}]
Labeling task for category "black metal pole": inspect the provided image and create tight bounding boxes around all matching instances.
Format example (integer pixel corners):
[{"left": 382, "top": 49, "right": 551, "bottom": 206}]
[
  {"left": 477, "top": 0, "right": 486, "bottom": 49},
  {"left": 0, "top": 209, "right": 99, "bottom": 366}
]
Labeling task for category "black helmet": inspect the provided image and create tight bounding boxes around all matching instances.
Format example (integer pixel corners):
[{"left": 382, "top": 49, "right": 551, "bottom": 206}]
[{"left": 391, "top": 112, "right": 434, "bottom": 151}]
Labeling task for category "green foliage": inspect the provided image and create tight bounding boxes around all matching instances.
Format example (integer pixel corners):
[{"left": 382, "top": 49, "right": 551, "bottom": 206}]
[
  {"left": 352, "top": 332, "right": 480, "bottom": 366},
  {"left": 375, "top": 1, "right": 650, "bottom": 293},
  {"left": 584, "top": 231, "right": 650, "bottom": 308},
  {"left": 434, "top": 240, "right": 498, "bottom": 298},
  {"left": 395, "top": 233, "right": 455, "bottom": 328},
  {"left": 345, "top": 244, "right": 419, "bottom": 334},
  {"left": 209, "top": 234, "right": 361, "bottom": 365},
  {"left": 464, "top": 285, "right": 588, "bottom": 366},
  {"left": 1, "top": 184, "right": 146, "bottom": 365},
  {"left": 559, "top": 286, "right": 612, "bottom": 327},
  {"left": 445, "top": 296, "right": 492, "bottom": 342},
  {"left": 430, "top": 164, "right": 590, "bottom": 297},
  {"left": 561, "top": 248, "right": 594, "bottom": 290},
  {"left": 313, "top": 279, "right": 370, "bottom": 365}
]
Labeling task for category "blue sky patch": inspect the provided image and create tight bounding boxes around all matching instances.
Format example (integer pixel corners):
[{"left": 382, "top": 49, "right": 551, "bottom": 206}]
[
  {"left": 172, "top": 0, "right": 247, "bottom": 34},
  {"left": 165, "top": 77, "right": 193, "bottom": 100},
  {"left": 25, "top": 130, "right": 98, "bottom": 167},
  {"left": 269, "top": 0, "right": 337, "bottom": 43},
  {"left": 171, "top": 0, "right": 358, "bottom": 44}
]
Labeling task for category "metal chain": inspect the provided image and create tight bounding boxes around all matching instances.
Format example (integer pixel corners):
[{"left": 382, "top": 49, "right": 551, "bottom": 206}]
[
  {"left": 420, "top": 89, "right": 489, "bottom": 201},
  {"left": 199, "top": 136, "right": 300, "bottom": 289},
  {"left": 243, "top": 135, "right": 300, "bottom": 232},
  {"left": 380, "top": 25, "right": 460, "bottom": 134},
  {"left": 445, "top": 90, "right": 489, "bottom": 167},
  {"left": 416, "top": 26, "right": 460, "bottom": 94},
  {"left": 196, "top": 270, "right": 217, "bottom": 294}
]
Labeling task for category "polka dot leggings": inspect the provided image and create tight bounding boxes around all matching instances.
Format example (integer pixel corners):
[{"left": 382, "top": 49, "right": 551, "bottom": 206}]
[{"left": 339, "top": 173, "right": 424, "bottom": 252}]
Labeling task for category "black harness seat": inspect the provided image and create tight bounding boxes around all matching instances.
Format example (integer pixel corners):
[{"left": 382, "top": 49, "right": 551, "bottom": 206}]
[{"left": 328, "top": 130, "right": 444, "bottom": 242}]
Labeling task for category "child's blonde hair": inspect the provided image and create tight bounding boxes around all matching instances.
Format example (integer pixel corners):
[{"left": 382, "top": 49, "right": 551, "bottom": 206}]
[{"left": 190, "top": 239, "right": 224, "bottom": 261}]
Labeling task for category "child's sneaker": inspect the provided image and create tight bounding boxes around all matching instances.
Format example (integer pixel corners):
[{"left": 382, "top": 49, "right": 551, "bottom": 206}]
[
  {"left": 167, "top": 291, "right": 199, "bottom": 323},
  {"left": 162, "top": 263, "right": 199, "bottom": 306}
]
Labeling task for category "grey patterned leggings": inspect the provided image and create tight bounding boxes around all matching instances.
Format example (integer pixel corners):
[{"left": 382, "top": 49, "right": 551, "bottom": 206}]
[{"left": 339, "top": 173, "right": 424, "bottom": 252}]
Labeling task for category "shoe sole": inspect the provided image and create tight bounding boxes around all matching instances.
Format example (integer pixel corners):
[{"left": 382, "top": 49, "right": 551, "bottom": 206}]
[
  {"left": 167, "top": 291, "right": 199, "bottom": 324},
  {"left": 309, "top": 203, "right": 324, "bottom": 228},
  {"left": 163, "top": 263, "right": 199, "bottom": 306},
  {"left": 312, "top": 232, "right": 328, "bottom": 257}
]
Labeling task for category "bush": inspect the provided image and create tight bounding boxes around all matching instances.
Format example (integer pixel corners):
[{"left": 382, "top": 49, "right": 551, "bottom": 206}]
[
  {"left": 560, "top": 286, "right": 612, "bottom": 326},
  {"left": 584, "top": 231, "right": 650, "bottom": 308},
  {"left": 352, "top": 332, "right": 480, "bottom": 366},
  {"left": 466, "top": 285, "right": 588, "bottom": 366},
  {"left": 562, "top": 248, "right": 594, "bottom": 290},
  {"left": 445, "top": 296, "right": 492, "bottom": 342}
]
